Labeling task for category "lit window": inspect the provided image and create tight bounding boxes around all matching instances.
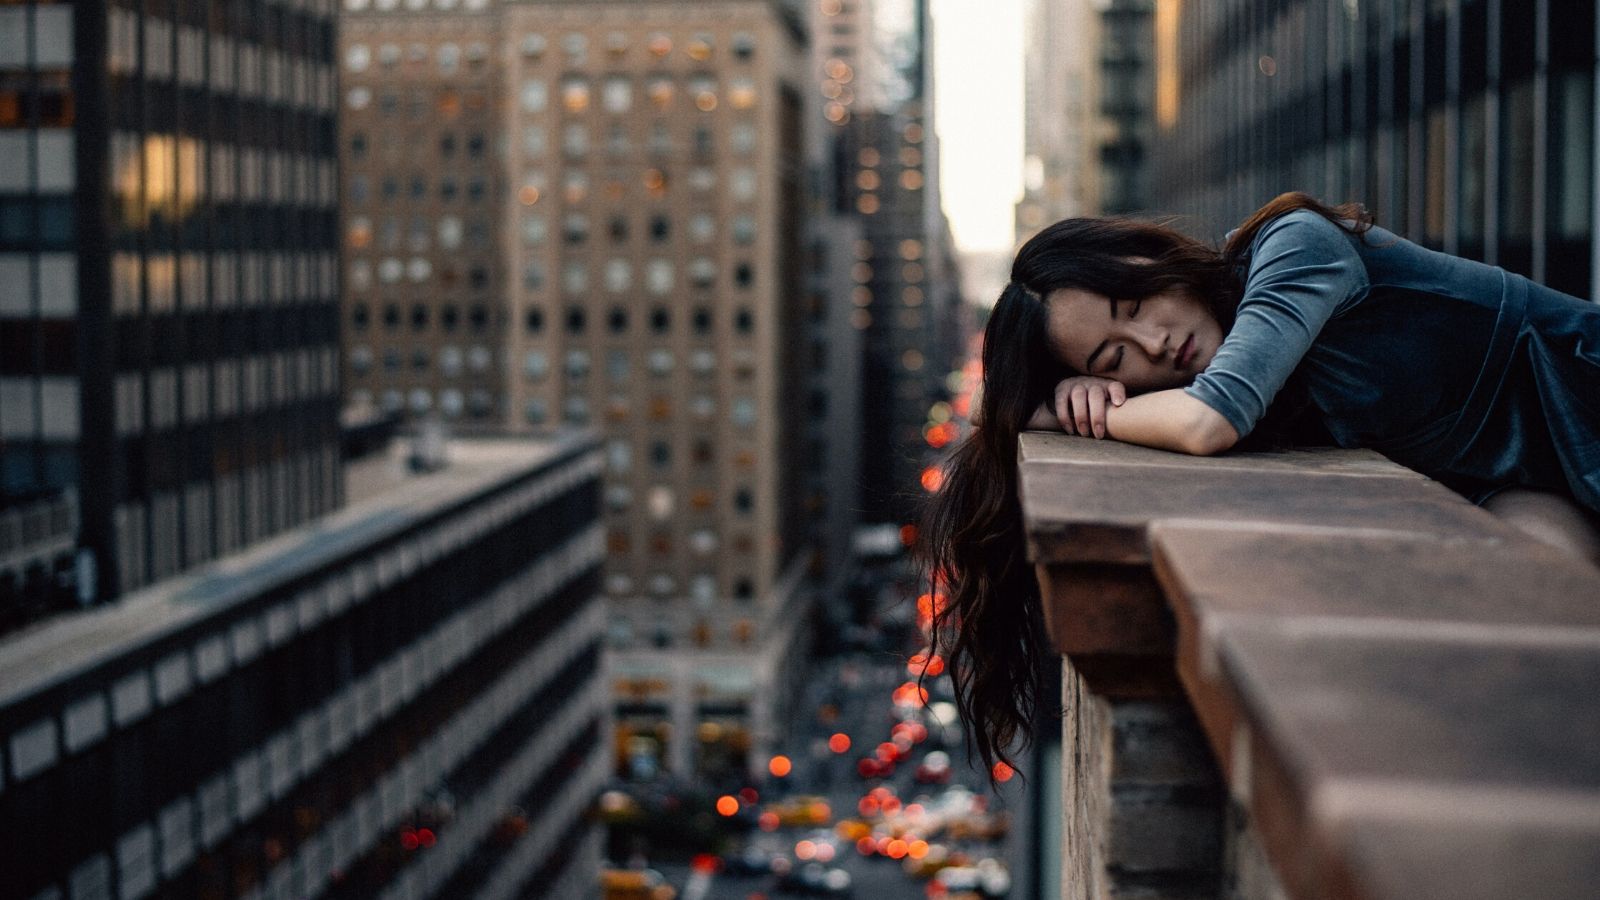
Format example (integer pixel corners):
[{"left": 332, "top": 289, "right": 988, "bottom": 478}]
[
  {"left": 467, "top": 345, "right": 492, "bottom": 372},
  {"left": 378, "top": 258, "right": 403, "bottom": 283},
  {"left": 731, "top": 215, "right": 756, "bottom": 244},
  {"left": 564, "top": 213, "right": 589, "bottom": 244},
  {"left": 438, "top": 43, "right": 460, "bottom": 73},
  {"left": 562, "top": 33, "right": 588, "bottom": 59},
  {"left": 520, "top": 34, "right": 547, "bottom": 59},
  {"left": 691, "top": 576, "right": 716, "bottom": 608},
  {"left": 648, "top": 349, "right": 674, "bottom": 375},
  {"left": 690, "top": 349, "right": 716, "bottom": 374},
  {"left": 689, "top": 76, "right": 717, "bottom": 111},
  {"left": 378, "top": 43, "right": 400, "bottom": 66},
  {"left": 347, "top": 216, "right": 373, "bottom": 248},
  {"left": 408, "top": 388, "right": 432, "bottom": 413},
  {"left": 406, "top": 257, "right": 432, "bottom": 282},
  {"left": 690, "top": 395, "right": 714, "bottom": 419},
  {"left": 732, "top": 397, "right": 756, "bottom": 428},
  {"left": 729, "top": 77, "right": 756, "bottom": 109},
  {"left": 647, "top": 77, "right": 674, "bottom": 109},
  {"left": 438, "top": 216, "right": 463, "bottom": 249},
  {"left": 606, "top": 485, "right": 633, "bottom": 511},
  {"left": 647, "top": 33, "right": 672, "bottom": 58},
  {"left": 605, "top": 259, "right": 632, "bottom": 292},
  {"left": 525, "top": 398, "right": 547, "bottom": 425},
  {"left": 648, "top": 487, "right": 675, "bottom": 520},
  {"left": 524, "top": 350, "right": 548, "bottom": 379},
  {"left": 346, "top": 45, "right": 371, "bottom": 72},
  {"left": 646, "top": 259, "right": 674, "bottom": 294},
  {"left": 566, "top": 349, "right": 590, "bottom": 377},
  {"left": 519, "top": 80, "right": 548, "bottom": 112},
  {"left": 439, "top": 389, "right": 464, "bottom": 417},
  {"left": 347, "top": 87, "right": 372, "bottom": 110},
  {"left": 687, "top": 33, "right": 713, "bottom": 60},
  {"left": 649, "top": 575, "right": 675, "bottom": 597},
  {"left": 689, "top": 167, "right": 716, "bottom": 191},
  {"left": 603, "top": 77, "right": 632, "bottom": 112},
  {"left": 562, "top": 77, "right": 590, "bottom": 112},
  {"left": 381, "top": 389, "right": 403, "bottom": 411},
  {"left": 731, "top": 123, "right": 756, "bottom": 155},
  {"left": 440, "top": 346, "right": 463, "bottom": 377},
  {"left": 349, "top": 345, "right": 373, "bottom": 375}
]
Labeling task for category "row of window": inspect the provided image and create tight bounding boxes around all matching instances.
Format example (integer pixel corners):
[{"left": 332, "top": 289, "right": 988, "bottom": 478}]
[
  {"left": 347, "top": 252, "right": 759, "bottom": 296},
  {"left": 350, "top": 302, "right": 755, "bottom": 338},
  {"left": 603, "top": 571, "right": 756, "bottom": 604}
]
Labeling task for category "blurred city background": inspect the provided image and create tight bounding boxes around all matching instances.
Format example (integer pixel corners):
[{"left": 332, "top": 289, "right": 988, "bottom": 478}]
[{"left": 0, "top": 0, "right": 1594, "bottom": 898}]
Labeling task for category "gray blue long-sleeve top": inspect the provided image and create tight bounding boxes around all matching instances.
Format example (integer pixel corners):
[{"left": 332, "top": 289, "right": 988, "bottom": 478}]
[{"left": 1183, "top": 209, "right": 1600, "bottom": 510}]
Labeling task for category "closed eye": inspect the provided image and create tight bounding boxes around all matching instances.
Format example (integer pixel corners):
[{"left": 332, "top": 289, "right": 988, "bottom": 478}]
[
  {"left": 1108, "top": 346, "right": 1125, "bottom": 371},
  {"left": 1128, "top": 298, "right": 1142, "bottom": 318}
]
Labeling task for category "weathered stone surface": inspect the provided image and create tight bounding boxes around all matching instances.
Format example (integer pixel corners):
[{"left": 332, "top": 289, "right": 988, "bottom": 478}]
[
  {"left": 1339, "top": 811, "right": 1600, "bottom": 900},
  {"left": 1037, "top": 562, "right": 1171, "bottom": 656},
  {"left": 1019, "top": 433, "right": 1416, "bottom": 478},
  {"left": 1216, "top": 623, "right": 1600, "bottom": 900},
  {"left": 1020, "top": 461, "right": 1503, "bottom": 566}
]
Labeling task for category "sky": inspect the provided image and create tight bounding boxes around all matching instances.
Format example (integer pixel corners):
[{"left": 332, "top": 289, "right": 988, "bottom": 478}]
[{"left": 930, "top": 0, "right": 1024, "bottom": 255}]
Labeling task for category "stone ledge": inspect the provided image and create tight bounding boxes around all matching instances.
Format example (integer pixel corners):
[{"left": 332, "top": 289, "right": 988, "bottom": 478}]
[{"left": 1017, "top": 433, "right": 1600, "bottom": 900}]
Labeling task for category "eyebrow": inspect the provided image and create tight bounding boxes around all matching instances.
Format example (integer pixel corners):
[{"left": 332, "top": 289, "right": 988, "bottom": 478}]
[{"left": 1083, "top": 298, "right": 1117, "bottom": 372}]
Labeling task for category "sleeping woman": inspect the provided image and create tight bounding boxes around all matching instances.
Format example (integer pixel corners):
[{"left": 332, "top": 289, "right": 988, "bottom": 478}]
[{"left": 920, "top": 191, "right": 1600, "bottom": 776}]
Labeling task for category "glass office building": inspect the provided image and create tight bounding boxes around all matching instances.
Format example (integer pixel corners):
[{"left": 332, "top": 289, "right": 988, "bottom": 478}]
[
  {"left": 1150, "top": 0, "right": 1597, "bottom": 298},
  {"left": 0, "top": 0, "right": 344, "bottom": 619}
]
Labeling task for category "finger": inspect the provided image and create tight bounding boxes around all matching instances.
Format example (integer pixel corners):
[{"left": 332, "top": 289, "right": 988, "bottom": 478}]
[
  {"left": 1088, "top": 388, "right": 1107, "bottom": 439},
  {"left": 1071, "top": 386, "right": 1091, "bottom": 435},
  {"left": 1054, "top": 388, "right": 1074, "bottom": 433},
  {"left": 1109, "top": 381, "right": 1127, "bottom": 407}
]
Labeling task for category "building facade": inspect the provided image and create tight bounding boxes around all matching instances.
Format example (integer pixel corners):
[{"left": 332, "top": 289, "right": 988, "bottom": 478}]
[
  {"left": 1150, "top": 0, "right": 1598, "bottom": 298},
  {"left": 339, "top": 0, "right": 815, "bottom": 781},
  {"left": 0, "top": 434, "right": 608, "bottom": 900},
  {"left": 1016, "top": 0, "right": 1104, "bottom": 233},
  {"left": 0, "top": 0, "right": 345, "bottom": 620}
]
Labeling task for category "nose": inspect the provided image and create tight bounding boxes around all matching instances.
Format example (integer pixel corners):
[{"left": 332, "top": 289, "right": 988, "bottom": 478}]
[{"left": 1130, "top": 323, "right": 1169, "bottom": 359}]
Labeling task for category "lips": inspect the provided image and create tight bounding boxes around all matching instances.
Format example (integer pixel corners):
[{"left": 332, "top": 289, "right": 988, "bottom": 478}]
[{"left": 1175, "top": 334, "right": 1196, "bottom": 370}]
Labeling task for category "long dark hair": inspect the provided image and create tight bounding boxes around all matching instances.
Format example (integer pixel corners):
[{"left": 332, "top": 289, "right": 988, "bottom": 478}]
[{"left": 919, "top": 193, "right": 1371, "bottom": 779}]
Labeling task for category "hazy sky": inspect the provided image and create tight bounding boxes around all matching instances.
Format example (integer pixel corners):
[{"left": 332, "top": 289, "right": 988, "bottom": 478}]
[{"left": 930, "top": 0, "right": 1024, "bottom": 255}]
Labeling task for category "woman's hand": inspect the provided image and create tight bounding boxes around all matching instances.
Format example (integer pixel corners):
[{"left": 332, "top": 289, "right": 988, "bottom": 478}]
[{"left": 1053, "top": 376, "right": 1127, "bottom": 438}]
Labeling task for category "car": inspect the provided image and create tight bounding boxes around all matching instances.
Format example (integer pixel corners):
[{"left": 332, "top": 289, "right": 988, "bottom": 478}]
[
  {"left": 600, "top": 867, "right": 677, "bottom": 900},
  {"left": 776, "top": 861, "right": 853, "bottom": 896}
]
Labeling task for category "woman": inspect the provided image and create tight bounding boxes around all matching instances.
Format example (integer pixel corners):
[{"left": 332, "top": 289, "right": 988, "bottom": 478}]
[{"left": 920, "top": 192, "right": 1600, "bottom": 777}]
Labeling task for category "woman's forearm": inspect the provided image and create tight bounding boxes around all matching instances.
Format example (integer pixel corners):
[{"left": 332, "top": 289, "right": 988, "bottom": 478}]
[{"left": 1104, "top": 389, "right": 1239, "bottom": 455}]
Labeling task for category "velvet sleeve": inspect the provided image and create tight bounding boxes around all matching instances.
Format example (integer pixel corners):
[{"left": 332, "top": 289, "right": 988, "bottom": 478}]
[{"left": 1184, "top": 210, "right": 1370, "bottom": 437}]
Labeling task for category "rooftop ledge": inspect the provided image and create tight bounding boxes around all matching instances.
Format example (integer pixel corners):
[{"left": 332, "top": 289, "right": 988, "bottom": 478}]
[{"left": 1016, "top": 432, "right": 1600, "bottom": 900}]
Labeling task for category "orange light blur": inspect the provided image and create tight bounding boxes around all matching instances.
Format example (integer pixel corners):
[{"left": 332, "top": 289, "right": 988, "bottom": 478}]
[
  {"left": 908, "top": 839, "right": 930, "bottom": 859},
  {"left": 691, "top": 853, "right": 721, "bottom": 874},
  {"left": 881, "top": 796, "right": 902, "bottom": 815},
  {"left": 795, "top": 840, "right": 817, "bottom": 861},
  {"left": 919, "top": 466, "right": 944, "bottom": 492},
  {"left": 856, "top": 836, "right": 877, "bottom": 855},
  {"left": 828, "top": 733, "right": 851, "bottom": 753},
  {"left": 716, "top": 795, "right": 739, "bottom": 817},
  {"left": 739, "top": 787, "right": 760, "bottom": 804},
  {"left": 758, "top": 811, "right": 780, "bottom": 831},
  {"left": 905, "top": 803, "right": 925, "bottom": 818},
  {"left": 893, "top": 682, "right": 930, "bottom": 708},
  {"left": 875, "top": 742, "right": 897, "bottom": 762},
  {"left": 899, "top": 524, "right": 919, "bottom": 546},
  {"left": 993, "top": 761, "right": 1016, "bottom": 783},
  {"left": 885, "top": 838, "right": 909, "bottom": 859},
  {"left": 768, "top": 755, "right": 793, "bottom": 777}
]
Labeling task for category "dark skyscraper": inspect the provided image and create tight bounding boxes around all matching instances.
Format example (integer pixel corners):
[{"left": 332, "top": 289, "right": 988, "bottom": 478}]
[{"left": 0, "top": 0, "right": 344, "bottom": 616}]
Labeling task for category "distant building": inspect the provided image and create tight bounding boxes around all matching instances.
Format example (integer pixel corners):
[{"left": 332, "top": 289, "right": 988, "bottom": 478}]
[
  {"left": 0, "top": 434, "right": 608, "bottom": 900},
  {"left": 1017, "top": 0, "right": 1105, "bottom": 233},
  {"left": 0, "top": 1, "right": 345, "bottom": 619},
  {"left": 339, "top": 0, "right": 816, "bottom": 782},
  {"left": 1149, "top": 0, "right": 1598, "bottom": 297}
]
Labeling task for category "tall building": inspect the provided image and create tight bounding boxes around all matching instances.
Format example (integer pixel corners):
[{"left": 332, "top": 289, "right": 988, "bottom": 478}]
[
  {"left": 1149, "top": 0, "right": 1597, "bottom": 297},
  {"left": 0, "top": 0, "right": 345, "bottom": 620},
  {"left": 0, "top": 434, "right": 608, "bottom": 900},
  {"left": 820, "top": 0, "right": 964, "bottom": 527},
  {"left": 339, "top": 0, "right": 816, "bottom": 781},
  {"left": 1016, "top": 0, "right": 1103, "bottom": 234}
]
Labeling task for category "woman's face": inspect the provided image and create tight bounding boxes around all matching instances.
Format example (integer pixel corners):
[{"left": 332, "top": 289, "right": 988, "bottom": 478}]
[{"left": 1044, "top": 284, "right": 1222, "bottom": 393}]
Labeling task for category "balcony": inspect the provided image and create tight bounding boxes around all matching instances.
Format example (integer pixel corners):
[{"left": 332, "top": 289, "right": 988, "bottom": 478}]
[{"left": 1016, "top": 433, "right": 1600, "bottom": 899}]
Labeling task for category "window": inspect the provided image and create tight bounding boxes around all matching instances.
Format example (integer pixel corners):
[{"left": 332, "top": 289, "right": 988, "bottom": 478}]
[
  {"left": 735, "top": 263, "right": 753, "bottom": 289},
  {"left": 728, "top": 77, "right": 756, "bottom": 109},
  {"left": 607, "top": 306, "right": 629, "bottom": 333},
  {"left": 646, "top": 259, "right": 673, "bottom": 294},
  {"left": 731, "top": 123, "right": 756, "bottom": 155},
  {"left": 349, "top": 345, "right": 373, "bottom": 375},
  {"left": 732, "top": 33, "right": 755, "bottom": 60},
  {"left": 563, "top": 261, "right": 588, "bottom": 294},
  {"left": 563, "top": 124, "right": 589, "bottom": 157},
  {"left": 382, "top": 303, "right": 401, "bottom": 329},
  {"left": 690, "top": 349, "right": 715, "bottom": 374},
  {"left": 469, "top": 304, "right": 489, "bottom": 332},
  {"left": 351, "top": 304, "right": 370, "bottom": 331},
  {"left": 441, "top": 305, "right": 460, "bottom": 331},
  {"left": 565, "top": 306, "right": 587, "bottom": 334},
  {"left": 603, "top": 77, "right": 632, "bottom": 112},
  {"left": 689, "top": 76, "right": 717, "bottom": 111},
  {"left": 731, "top": 397, "right": 755, "bottom": 428},
  {"left": 564, "top": 213, "right": 589, "bottom": 244},
  {"left": 523, "top": 126, "right": 547, "bottom": 158},
  {"left": 647, "top": 76, "right": 674, "bottom": 109},
  {"left": 689, "top": 257, "right": 715, "bottom": 287},
  {"left": 649, "top": 307, "right": 670, "bottom": 334},
  {"left": 609, "top": 216, "right": 629, "bottom": 242},
  {"left": 650, "top": 441, "right": 671, "bottom": 467},
  {"left": 525, "top": 398, "right": 548, "bottom": 425},
  {"left": 438, "top": 216, "right": 463, "bottom": 249},
  {"left": 689, "top": 214, "right": 714, "bottom": 243},
  {"left": 607, "top": 350, "right": 630, "bottom": 381},
  {"left": 562, "top": 78, "right": 590, "bottom": 113},
  {"left": 565, "top": 349, "right": 590, "bottom": 376},
  {"left": 440, "top": 346, "right": 463, "bottom": 377},
  {"left": 648, "top": 349, "right": 673, "bottom": 375},
  {"left": 524, "top": 307, "right": 545, "bottom": 333},
  {"left": 410, "top": 303, "right": 429, "bottom": 330},
  {"left": 605, "top": 259, "right": 632, "bottom": 292},
  {"left": 520, "top": 80, "right": 548, "bottom": 112},
  {"left": 730, "top": 168, "right": 756, "bottom": 201},
  {"left": 691, "top": 307, "right": 712, "bottom": 335},
  {"left": 649, "top": 216, "right": 670, "bottom": 242},
  {"left": 731, "top": 215, "right": 756, "bottom": 244},
  {"left": 735, "top": 307, "right": 753, "bottom": 333},
  {"left": 564, "top": 171, "right": 589, "bottom": 203},
  {"left": 564, "top": 396, "right": 590, "bottom": 424},
  {"left": 607, "top": 440, "right": 632, "bottom": 472},
  {"left": 520, "top": 34, "right": 547, "bottom": 59}
]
